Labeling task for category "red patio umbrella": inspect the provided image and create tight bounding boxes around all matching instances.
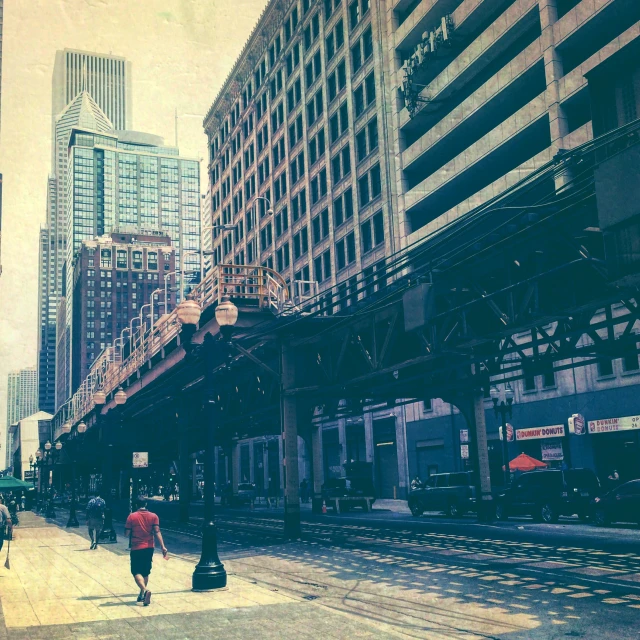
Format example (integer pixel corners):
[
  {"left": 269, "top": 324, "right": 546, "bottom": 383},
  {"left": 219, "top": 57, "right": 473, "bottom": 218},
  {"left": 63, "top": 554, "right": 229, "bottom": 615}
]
[{"left": 503, "top": 453, "right": 547, "bottom": 472}]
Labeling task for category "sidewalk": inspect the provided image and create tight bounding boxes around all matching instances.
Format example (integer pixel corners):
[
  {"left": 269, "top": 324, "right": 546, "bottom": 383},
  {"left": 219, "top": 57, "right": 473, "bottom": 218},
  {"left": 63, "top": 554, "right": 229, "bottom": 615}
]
[{"left": 0, "top": 512, "right": 293, "bottom": 636}]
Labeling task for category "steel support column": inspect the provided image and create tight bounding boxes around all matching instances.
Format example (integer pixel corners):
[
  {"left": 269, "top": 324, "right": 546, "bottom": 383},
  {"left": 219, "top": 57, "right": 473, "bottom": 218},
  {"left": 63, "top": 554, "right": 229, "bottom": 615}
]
[
  {"left": 282, "top": 343, "right": 301, "bottom": 539},
  {"left": 231, "top": 442, "right": 239, "bottom": 496},
  {"left": 100, "top": 439, "right": 117, "bottom": 543},
  {"left": 311, "top": 425, "right": 324, "bottom": 498},
  {"left": 179, "top": 424, "right": 191, "bottom": 523},
  {"left": 311, "top": 424, "right": 324, "bottom": 514},
  {"left": 471, "top": 389, "right": 493, "bottom": 522}
]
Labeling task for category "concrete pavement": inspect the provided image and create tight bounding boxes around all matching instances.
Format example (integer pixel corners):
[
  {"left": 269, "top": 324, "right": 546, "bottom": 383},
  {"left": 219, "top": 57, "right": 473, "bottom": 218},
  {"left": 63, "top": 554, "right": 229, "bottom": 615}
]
[{"left": 3, "top": 510, "right": 640, "bottom": 639}]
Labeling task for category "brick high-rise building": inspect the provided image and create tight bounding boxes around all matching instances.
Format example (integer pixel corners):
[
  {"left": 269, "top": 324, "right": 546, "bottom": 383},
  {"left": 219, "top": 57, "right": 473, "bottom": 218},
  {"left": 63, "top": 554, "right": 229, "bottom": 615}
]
[{"left": 70, "top": 232, "right": 177, "bottom": 392}]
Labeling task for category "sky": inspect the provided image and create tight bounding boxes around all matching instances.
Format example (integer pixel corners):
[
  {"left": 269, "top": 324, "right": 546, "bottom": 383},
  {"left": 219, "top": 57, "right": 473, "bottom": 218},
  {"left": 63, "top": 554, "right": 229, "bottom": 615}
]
[{"left": 0, "top": 0, "right": 269, "bottom": 460}]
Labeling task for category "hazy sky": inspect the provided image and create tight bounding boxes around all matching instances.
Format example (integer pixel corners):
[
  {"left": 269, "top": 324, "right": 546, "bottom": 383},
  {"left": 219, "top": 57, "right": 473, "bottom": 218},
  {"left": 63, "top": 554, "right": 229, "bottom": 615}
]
[{"left": 0, "top": 0, "right": 268, "bottom": 454}]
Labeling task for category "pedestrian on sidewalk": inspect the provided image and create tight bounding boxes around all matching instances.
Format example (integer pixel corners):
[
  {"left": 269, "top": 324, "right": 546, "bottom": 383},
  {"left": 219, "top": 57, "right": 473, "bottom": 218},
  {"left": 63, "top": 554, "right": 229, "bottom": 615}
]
[
  {"left": 0, "top": 496, "right": 12, "bottom": 553},
  {"left": 86, "top": 493, "right": 106, "bottom": 550},
  {"left": 124, "top": 496, "right": 168, "bottom": 606}
]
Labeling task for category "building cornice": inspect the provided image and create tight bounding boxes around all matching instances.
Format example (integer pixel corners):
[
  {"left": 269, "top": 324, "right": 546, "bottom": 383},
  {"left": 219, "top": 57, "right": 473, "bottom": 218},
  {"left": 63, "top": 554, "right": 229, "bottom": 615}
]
[{"left": 203, "top": 0, "right": 295, "bottom": 134}]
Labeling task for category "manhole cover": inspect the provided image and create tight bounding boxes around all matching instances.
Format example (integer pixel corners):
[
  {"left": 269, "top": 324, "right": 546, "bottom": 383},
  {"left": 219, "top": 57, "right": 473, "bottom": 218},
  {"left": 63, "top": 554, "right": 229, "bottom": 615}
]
[{"left": 303, "top": 595, "right": 319, "bottom": 601}]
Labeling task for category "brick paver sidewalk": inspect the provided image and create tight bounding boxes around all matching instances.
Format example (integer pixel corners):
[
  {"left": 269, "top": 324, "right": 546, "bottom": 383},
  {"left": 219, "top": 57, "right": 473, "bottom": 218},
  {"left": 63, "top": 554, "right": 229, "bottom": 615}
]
[{"left": 0, "top": 512, "right": 393, "bottom": 639}]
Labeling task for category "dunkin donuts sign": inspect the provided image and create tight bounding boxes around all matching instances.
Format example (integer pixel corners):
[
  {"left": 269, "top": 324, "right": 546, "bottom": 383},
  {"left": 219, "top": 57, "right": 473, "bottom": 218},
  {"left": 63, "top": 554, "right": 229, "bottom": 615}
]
[
  {"left": 515, "top": 425, "right": 565, "bottom": 441},
  {"left": 588, "top": 415, "right": 640, "bottom": 434}
]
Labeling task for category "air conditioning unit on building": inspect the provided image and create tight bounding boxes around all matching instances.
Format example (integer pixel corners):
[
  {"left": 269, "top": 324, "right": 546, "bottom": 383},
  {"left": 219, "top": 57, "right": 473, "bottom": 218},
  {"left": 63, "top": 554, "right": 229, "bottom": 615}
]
[{"left": 441, "top": 16, "right": 449, "bottom": 41}]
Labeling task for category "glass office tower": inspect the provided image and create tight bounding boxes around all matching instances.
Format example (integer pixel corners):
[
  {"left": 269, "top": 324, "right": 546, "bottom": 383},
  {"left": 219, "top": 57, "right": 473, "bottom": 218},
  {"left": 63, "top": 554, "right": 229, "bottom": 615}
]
[{"left": 57, "top": 125, "right": 201, "bottom": 405}]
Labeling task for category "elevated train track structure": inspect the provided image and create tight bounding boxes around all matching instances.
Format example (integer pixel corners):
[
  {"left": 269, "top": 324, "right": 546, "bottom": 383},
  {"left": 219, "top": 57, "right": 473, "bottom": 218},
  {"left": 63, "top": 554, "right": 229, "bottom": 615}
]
[{"left": 50, "top": 119, "right": 640, "bottom": 533}]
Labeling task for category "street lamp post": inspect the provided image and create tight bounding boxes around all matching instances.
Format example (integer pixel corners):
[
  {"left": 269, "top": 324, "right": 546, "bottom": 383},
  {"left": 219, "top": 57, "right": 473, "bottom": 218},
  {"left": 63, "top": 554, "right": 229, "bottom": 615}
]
[
  {"left": 189, "top": 294, "right": 238, "bottom": 591},
  {"left": 35, "top": 449, "right": 44, "bottom": 507},
  {"left": 65, "top": 420, "right": 87, "bottom": 528},
  {"left": 28, "top": 455, "right": 36, "bottom": 489},
  {"left": 44, "top": 440, "right": 62, "bottom": 518},
  {"left": 490, "top": 384, "right": 515, "bottom": 488}
]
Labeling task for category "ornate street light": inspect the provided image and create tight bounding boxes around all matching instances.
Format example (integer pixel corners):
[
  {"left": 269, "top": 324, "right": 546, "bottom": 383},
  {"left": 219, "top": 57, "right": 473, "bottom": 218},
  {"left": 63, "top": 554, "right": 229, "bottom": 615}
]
[
  {"left": 77, "top": 421, "right": 87, "bottom": 434},
  {"left": 176, "top": 294, "right": 202, "bottom": 326},
  {"left": 93, "top": 390, "right": 106, "bottom": 405},
  {"left": 193, "top": 301, "right": 238, "bottom": 592},
  {"left": 114, "top": 387, "right": 127, "bottom": 405},
  {"left": 55, "top": 441, "right": 62, "bottom": 451},
  {"left": 44, "top": 441, "right": 52, "bottom": 451},
  {"left": 491, "top": 383, "right": 515, "bottom": 488},
  {"left": 215, "top": 295, "right": 238, "bottom": 342}
]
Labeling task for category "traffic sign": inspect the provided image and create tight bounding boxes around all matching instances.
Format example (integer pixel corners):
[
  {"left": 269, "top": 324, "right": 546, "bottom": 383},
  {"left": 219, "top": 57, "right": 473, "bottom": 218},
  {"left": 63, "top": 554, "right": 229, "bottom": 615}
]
[{"left": 133, "top": 452, "right": 149, "bottom": 468}]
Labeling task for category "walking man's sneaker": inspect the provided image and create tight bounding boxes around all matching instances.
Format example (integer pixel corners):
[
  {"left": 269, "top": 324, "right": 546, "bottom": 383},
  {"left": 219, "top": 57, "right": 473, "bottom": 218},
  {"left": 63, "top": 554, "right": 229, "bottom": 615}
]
[
  {"left": 143, "top": 590, "right": 152, "bottom": 606},
  {"left": 136, "top": 592, "right": 144, "bottom": 605}
]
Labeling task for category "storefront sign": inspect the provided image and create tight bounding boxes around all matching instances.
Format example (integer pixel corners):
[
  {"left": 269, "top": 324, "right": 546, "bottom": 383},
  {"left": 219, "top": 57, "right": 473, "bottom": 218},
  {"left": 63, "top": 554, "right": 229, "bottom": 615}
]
[
  {"left": 541, "top": 442, "right": 564, "bottom": 461},
  {"left": 499, "top": 423, "right": 515, "bottom": 442},
  {"left": 460, "top": 444, "right": 469, "bottom": 459},
  {"left": 568, "top": 413, "right": 586, "bottom": 435},
  {"left": 515, "top": 425, "right": 565, "bottom": 441},
  {"left": 133, "top": 452, "right": 149, "bottom": 468},
  {"left": 588, "top": 415, "right": 640, "bottom": 434},
  {"left": 24, "top": 471, "right": 34, "bottom": 480},
  {"left": 459, "top": 429, "right": 469, "bottom": 443}
]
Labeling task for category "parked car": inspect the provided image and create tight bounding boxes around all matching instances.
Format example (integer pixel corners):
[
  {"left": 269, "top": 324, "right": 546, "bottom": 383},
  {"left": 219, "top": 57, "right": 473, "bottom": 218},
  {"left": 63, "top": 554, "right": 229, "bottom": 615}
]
[
  {"left": 235, "top": 483, "right": 256, "bottom": 505},
  {"left": 590, "top": 479, "right": 640, "bottom": 527},
  {"left": 408, "top": 472, "right": 476, "bottom": 518},
  {"left": 495, "top": 468, "right": 600, "bottom": 523}
]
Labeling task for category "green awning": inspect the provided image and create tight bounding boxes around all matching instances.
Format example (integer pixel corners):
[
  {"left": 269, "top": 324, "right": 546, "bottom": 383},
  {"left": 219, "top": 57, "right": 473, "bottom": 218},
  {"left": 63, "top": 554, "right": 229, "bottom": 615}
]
[{"left": 0, "top": 477, "right": 35, "bottom": 490}]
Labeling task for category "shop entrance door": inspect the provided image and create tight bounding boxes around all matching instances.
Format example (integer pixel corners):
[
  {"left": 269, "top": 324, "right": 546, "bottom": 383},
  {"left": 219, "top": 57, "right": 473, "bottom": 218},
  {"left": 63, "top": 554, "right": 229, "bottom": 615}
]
[{"left": 373, "top": 418, "right": 399, "bottom": 499}]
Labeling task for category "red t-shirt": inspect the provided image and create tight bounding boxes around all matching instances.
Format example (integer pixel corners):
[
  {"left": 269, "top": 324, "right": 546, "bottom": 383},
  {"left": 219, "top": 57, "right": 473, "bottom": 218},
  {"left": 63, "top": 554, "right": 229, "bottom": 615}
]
[{"left": 125, "top": 509, "right": 159, "bottom": 550}]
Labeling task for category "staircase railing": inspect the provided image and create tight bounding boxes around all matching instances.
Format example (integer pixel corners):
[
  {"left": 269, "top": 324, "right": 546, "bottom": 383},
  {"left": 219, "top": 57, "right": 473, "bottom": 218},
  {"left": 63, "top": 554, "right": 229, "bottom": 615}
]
[{"left": 53, "top": 264, "right": 290, "bottom": 436}]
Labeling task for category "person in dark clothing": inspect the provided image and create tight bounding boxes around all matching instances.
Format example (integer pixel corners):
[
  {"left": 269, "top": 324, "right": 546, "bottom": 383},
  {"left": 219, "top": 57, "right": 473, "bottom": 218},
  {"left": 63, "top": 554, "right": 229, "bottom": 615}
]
[{"left": 0, "top": 496, "right": 12, "bottom": 553}]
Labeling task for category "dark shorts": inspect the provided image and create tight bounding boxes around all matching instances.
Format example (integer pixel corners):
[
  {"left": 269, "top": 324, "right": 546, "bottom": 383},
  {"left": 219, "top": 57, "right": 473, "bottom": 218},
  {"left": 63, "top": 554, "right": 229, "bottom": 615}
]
[{"left": 130, "top": 548, "right": 154, "bottom": 576}]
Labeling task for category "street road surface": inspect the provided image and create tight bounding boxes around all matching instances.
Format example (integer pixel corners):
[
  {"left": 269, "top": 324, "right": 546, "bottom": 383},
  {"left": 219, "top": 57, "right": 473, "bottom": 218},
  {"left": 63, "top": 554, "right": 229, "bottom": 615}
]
[{"left": 11, "top": 504, "right": 639, "bottom": 639}]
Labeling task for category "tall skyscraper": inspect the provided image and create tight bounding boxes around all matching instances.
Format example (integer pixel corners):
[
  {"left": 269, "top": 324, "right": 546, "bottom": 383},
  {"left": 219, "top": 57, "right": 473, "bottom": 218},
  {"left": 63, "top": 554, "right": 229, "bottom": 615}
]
[
  {"left": 52, "top": 49, "right": 132, "bottom": 140},
  {"left": 56, "top": 123, "right": 200, "bottom": 405},
  {"left": 5, "top": 367, "right": 38, "bottom": 469},
  {"left": 39, "top": 51, "right": 132, "bottom": 413}
]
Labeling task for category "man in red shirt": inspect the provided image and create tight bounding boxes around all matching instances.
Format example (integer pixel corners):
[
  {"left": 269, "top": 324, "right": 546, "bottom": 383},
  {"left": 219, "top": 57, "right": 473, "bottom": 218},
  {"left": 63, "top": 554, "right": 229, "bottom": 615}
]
[{"left": 124, "top": 497, "right": 168, "bottom": 606}]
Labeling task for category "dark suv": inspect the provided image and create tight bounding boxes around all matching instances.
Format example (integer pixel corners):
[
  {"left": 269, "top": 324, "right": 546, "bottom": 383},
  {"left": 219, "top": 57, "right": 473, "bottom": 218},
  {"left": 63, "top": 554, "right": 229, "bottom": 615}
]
[
  {"left": 590, "top": 480, "right": 640, "bottom": 527},
  {"left": 408, "top": 472, "right": 476, "bottom": 518},
  {"left": 495, "top": 469, "right": 600, "bottom": 523}
]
